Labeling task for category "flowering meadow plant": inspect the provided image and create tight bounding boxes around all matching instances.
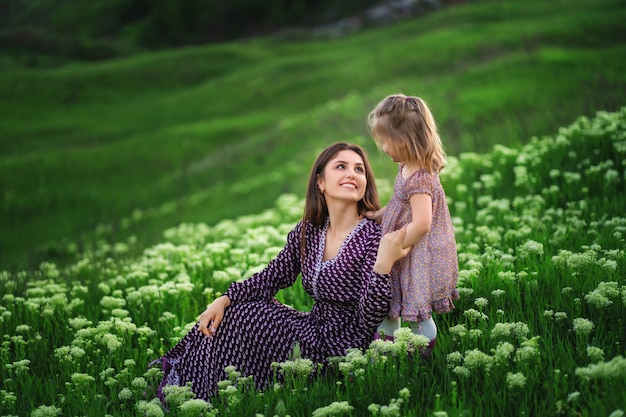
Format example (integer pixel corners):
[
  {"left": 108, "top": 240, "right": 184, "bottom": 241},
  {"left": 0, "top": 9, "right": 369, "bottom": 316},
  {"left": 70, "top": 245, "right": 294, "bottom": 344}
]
[{"left": 1, "top": 109, "right": 626, "bottom": 416}]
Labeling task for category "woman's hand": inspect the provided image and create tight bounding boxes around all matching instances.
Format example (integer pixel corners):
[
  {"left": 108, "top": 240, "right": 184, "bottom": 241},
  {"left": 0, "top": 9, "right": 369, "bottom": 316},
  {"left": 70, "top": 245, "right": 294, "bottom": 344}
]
[
  {"left": 373, "top": 226, "right": 411, "bottom": 274},
  {"left": 198, "top": 295, "right": 231, "bottom": 337}
]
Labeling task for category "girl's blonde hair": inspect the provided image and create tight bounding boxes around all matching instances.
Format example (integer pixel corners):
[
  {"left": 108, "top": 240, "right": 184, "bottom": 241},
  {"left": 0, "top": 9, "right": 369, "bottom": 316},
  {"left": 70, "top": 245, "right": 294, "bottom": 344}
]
[{"left": 368, "top": 94, "right": 446, "bottom": 173}]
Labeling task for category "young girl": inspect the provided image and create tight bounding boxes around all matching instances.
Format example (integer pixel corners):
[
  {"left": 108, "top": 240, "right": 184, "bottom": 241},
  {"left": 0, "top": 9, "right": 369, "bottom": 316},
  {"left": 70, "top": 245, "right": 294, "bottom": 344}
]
[{"left": 367, "top": 94, "right": 459, "bottom": 357}]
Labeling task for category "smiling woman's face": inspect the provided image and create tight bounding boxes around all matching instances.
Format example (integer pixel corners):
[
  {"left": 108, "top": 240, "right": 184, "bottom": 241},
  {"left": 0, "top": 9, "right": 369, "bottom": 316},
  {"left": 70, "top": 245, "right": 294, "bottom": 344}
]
[{"left": 317, "top": 150, "right": 367, "bottom": 203}]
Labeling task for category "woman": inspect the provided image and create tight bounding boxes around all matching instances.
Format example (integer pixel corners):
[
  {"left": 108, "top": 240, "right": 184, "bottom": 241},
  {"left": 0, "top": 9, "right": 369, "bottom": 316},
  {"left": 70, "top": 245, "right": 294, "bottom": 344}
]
[{"left": 151, "top": 142, "right": 409, "bottom": 401}]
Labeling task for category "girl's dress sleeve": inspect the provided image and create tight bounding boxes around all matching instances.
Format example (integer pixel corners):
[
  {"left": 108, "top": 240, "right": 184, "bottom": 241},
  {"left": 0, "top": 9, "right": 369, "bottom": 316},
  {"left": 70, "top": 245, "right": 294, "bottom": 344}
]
[
  {"left": 224, "top": 222, "right": 302, "bottom": 304},
  {"left": 405, "top": 169, "right": 434, "bottom": 197},
  {"left": 357, "top": 222, "right": 392, "bottom": 330}
]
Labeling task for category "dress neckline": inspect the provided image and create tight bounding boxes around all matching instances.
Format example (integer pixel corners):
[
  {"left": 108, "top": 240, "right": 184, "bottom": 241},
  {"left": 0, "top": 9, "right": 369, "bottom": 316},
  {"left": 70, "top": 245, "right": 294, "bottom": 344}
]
[
  {"left": 310, "top": 218, "right": 367, "bottom": 299},
  {"left": 320, "top": 217, "right": 367, "bottom": 265},
  {"left": 400, "top": 164, "right": 427, "bottom": 180}
]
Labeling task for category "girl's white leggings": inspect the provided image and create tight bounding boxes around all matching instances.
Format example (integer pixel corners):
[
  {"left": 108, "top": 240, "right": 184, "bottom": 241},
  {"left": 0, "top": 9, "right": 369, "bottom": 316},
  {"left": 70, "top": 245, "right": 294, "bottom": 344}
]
[
  {"left": 377, "top": 318, "right": 400, "bottom": 338},
  {"left": 409, "top": 317, "right": 437, "bottom": 341},
  {"left": 377, "top": 317, "right": 437, "bottom": 341}
]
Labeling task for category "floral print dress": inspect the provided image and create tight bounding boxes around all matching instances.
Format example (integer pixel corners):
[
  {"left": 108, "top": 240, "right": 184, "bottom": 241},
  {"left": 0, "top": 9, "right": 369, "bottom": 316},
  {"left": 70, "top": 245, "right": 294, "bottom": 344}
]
[{"left": 381, "top": 166, "right": 459, "bottom": 322}]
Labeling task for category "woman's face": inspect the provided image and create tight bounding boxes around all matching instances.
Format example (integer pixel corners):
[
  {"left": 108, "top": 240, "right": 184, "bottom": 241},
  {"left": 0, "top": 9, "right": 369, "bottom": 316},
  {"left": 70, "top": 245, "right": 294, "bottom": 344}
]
[{"left": 317, "top": 150, "right": 367, "bottom": 203}]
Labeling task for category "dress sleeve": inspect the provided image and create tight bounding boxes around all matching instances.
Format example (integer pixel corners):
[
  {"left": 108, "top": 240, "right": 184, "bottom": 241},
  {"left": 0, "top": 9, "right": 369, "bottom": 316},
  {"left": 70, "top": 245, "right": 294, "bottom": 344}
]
[
  {"left": 357, "top": 222, "right": 392, "bottom": 330},
  {"left": 224, "top": 222, "right": 302, "bottom": 304},
  {"left": 405, "top": 170, "right": 434, "bottom": 198}
]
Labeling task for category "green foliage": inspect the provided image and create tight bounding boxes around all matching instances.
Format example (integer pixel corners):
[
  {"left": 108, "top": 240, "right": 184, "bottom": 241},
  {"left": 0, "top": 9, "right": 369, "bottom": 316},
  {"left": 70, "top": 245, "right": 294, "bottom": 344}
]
[{"left": 1, "top": 0, "right": 626, "bottom": 274}]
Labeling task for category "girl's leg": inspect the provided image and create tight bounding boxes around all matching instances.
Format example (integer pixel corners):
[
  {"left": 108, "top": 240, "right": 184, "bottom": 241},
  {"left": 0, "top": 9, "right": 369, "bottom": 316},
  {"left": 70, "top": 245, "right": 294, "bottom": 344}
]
[
  {"left": 409, "top": 317, "right": 437, "bottom": 340},
  {"left": 409, "top": 318, "right": 437, "bottom": 358},
  {"left": 375, "top": 318, "right": 401, "bottom": 340}
]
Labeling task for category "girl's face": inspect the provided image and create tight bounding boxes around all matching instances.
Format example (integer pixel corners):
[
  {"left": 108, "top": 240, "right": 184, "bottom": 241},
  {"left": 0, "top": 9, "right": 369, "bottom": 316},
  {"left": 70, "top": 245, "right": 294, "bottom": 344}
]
[
  {"left": 380, "top": 138, "right": 402, "bottom": 163},
  {"left": 317, "top": 150, "right": 367, "bottom": 203}
]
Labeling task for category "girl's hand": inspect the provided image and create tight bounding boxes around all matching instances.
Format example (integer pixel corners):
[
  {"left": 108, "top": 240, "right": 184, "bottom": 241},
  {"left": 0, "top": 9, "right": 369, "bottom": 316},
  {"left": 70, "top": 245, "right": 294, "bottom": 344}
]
[
  {"left": 198, "top": 295, "right": 231, "bottom": 337},
  {"left": 365, "top": 206, "right": 386, "bottom": 224},
  {"left": 373, "top": 226, "right": 411, "bottom": 274}
]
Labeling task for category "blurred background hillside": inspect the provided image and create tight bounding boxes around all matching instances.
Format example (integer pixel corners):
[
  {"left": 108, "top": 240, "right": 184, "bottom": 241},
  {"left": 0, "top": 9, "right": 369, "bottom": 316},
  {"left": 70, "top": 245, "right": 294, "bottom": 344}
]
[
  {"left": 1, "top": 0, "right": 625, "bottom": 271},
  {"left": 1, "top": 0, "right": 450, "bottom": 65}
]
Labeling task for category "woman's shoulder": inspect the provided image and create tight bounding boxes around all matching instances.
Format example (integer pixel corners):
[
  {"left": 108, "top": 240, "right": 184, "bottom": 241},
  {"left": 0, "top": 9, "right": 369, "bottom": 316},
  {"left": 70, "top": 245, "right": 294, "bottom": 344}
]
[
  {"left": 284, "top": 220, "right": 304, "bottom": 243},
  {"left": 357, "top": 218, "right": 382, "bottom": 239},
  {"left": 300, "top": 219, "right": 329, "bottom": 241},
  {"left": 289, "top": 220, "right": 304, "bottom": 233}
]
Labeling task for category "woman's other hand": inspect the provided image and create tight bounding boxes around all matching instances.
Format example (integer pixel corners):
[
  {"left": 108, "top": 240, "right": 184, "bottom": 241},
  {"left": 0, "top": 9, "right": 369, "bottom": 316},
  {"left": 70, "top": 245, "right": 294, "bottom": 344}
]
[
  {"left": 198, "top": 295, "right": 231, "bottom": 337},
  {"left": 373, "top": 226, "right": 411, "bottom": 274}
]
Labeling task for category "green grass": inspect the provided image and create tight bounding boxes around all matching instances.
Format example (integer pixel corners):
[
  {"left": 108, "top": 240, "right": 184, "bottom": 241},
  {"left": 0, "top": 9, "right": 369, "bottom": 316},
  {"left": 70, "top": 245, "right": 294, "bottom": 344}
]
[
  {"left": 1, "top": 0, "right": 626, "bottom": 274},
  {"left": 1, "top": 107, "right": 624, "bottom": 416}
]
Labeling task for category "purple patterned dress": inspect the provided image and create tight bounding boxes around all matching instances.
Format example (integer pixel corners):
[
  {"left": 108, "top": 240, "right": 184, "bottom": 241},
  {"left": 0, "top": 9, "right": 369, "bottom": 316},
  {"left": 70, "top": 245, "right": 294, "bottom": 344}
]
[{"left": 151, "top": 218, "right": 391, "bottom": 401}]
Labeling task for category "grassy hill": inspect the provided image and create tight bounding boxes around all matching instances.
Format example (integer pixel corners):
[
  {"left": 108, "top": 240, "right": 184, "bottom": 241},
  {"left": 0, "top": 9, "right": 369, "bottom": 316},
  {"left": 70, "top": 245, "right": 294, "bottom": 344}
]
[
  {"left": 1, "top": 106, "right": 624, "bottom": 416},
  {"left": 1, "top": 0, "right": 626, "bottom": 271}
]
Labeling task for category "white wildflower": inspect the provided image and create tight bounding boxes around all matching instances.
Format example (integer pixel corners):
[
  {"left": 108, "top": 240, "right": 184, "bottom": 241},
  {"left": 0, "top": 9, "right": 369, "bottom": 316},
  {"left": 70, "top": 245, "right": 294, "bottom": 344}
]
[
  {"left": 449, "top": 324, "right": 467, "bottom": 338},
  {"left": 68, "top": 316, "right": 92, "bottom": 330},
  {"left": 118, "top": 388, "right": 133, "bottom": 401},
  {"left": 572, "top": 318, "right": 594, "bottom": 338},
  {"left": 15, "top": 324, "right": 31, "bottom": 334},
  {"left": 474, "top": 297, "right": 488, "bottom": 308},
  {"left": 506, "top": 372, "right": 526, "bottom": 390},
  {"left": 554, "top": 312, "right": 568, "bottom": 321},
  {"left": 491, "top": 289, "right": 505, "bottom": 298},
  {"left": 463, "top": 308, "right": 488, "bottom": 322},
  {"left": 456, "top": 286, "right": 474, "bottom": 297},
  {"left": 71, "top": 372, "right": 95, "bottom": 387},
  {"left": 311, "top": 401, "right": 354, "bottom": 417},
  {"left": 515, "top": 345, "right": 539, "bottom": 363},
  {"left": 163, "top": 383, "right": 196, "bottom": 408},
  {"left": 517, "top": 240, "right": 544, "bottom": 258},
  {"left": 452, "top": 366, "right": 470, "bottom": 378},
  {"left": 447, "top": 351, "right": 463, "bottom": 368},
  {"left": 469, "top": 329, "right": 483, "bottom": 339},
  {"left": 587, "top": 346, "right": 605, "bottom": 363},
  {"left": 493, "top": 342, "right": 515, "bottom": 365},
  {"left": 31, "top": 405, "right": 62, "bottom": 417},
  {"left": 6, "top": 359, "right": 30, "bottom": 375},
  {"left": 575, "top": 356, "right": 626, "bottom": 381},
  {"left": 131, "top": 377, "right": 148, "bottom": 391},
  {"left": 497, "top": 271, "right": 517, "bottom": 283},
  {"left": 464, "top": 349, "right": 493, "bottom": 374},
  {"left": 490, "top": 322, "right": 529, "bottom": 341},
  {"left": 178, "top": 399, "right": 214, "bottom": 417},
  {"left": 567, "top": 391, "right": 580, "bottom": 403},
  {"left": 136, "top": 398, "right": 165, "bottom": 417},
  {"left": 100, "top": 296, "right": 126, "bottom": 311}
]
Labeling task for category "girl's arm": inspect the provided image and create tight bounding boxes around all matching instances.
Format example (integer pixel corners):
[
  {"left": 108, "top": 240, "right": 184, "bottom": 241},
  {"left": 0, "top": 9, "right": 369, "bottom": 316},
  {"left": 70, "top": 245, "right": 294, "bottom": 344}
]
[{"left": 403, "top": 193, "right": 432, "bottom": 248}]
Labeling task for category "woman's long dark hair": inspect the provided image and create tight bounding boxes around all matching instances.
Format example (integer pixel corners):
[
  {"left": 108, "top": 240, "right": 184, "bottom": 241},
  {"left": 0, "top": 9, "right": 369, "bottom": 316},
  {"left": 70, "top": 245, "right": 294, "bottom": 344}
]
[{"left": 300, "top": 142, "right": 380, "bottom": 259}]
